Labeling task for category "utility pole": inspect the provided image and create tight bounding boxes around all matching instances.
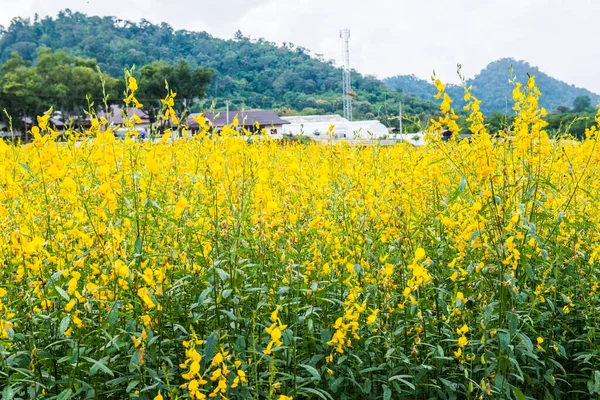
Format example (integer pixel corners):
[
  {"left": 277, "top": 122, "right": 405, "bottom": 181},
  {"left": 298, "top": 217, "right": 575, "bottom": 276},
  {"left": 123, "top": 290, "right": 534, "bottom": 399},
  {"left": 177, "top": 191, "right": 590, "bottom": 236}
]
[
  {"left": 340, "top": 29, "right": 352, "bottom": 121},
  {"left": 226, "top": 100, "right": 230, "bottom": 125},
  {"left": 399, "top": 101, "right": 403, "bottom": 135}
]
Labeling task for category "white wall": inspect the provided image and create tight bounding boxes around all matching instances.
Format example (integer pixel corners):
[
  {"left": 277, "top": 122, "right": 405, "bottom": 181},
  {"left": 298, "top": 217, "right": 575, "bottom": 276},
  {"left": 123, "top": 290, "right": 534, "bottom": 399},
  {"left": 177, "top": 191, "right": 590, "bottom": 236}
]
[{"left": 281, "top": 120, "right": 389, "bottom": 139}]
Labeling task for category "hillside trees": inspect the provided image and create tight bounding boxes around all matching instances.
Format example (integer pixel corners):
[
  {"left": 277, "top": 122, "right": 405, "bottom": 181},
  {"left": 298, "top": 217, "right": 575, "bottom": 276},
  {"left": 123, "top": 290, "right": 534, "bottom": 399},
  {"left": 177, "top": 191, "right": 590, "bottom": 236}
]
[
  {"left": 0, "top": 49, "right": 124, "bottom": 129},
  {"left": 573, "top": 95, "right": 592, "bottom": 112},
  {"left": 137, "top": 60, "right": 213, "bottom": 118},
  {"left": 385, "top": 59, "right": 600, "bottom": 114},
  {"left": 0, "top": 11, "right": 439, "bottom": 125},
  {"left": 0, "top": 53, "right": 42, "bottom": 125}
]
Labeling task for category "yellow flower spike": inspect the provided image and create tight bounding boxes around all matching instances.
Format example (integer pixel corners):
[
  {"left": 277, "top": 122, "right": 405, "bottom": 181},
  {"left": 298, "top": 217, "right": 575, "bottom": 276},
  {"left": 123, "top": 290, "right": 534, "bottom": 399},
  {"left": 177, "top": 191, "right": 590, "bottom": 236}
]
[
  {"left": 366, "top": 309, "right": 379, "bottom": 325},
  {"left": 414, "top": 248, "right": 426, "bottom": 261},
  {"left": 128, "top": 76, "right": 138, "bottom": 92}
]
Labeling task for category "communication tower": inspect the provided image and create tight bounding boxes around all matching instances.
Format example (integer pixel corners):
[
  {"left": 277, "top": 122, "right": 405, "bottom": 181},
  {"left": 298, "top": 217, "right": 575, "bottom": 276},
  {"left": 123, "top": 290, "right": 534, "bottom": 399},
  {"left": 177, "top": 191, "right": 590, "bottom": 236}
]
[{"left": 340, "top": 29, "right": 352, "bottom": 121}]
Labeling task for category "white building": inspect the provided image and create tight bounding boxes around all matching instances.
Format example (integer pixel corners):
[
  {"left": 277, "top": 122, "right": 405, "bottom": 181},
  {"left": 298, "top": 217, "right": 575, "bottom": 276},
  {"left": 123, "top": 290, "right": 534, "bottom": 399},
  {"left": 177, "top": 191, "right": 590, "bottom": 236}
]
[{"left": 280, "top": 115, "right": 389, "bottom": 140}]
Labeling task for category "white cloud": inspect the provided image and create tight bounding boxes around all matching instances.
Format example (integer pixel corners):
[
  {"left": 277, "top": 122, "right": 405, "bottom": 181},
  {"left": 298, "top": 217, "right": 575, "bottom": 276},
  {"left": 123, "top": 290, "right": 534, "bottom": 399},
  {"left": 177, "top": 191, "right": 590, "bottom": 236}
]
[{"left": 1, "top": 0, "right": 599, "bottom": 93}]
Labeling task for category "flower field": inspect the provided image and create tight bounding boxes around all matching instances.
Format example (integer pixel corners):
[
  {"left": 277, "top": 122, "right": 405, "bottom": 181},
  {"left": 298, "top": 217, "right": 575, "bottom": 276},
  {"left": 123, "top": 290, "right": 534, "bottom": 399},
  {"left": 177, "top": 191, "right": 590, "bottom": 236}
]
[{"left": 1, "top": 76, "right": 600, "bottom": 399}]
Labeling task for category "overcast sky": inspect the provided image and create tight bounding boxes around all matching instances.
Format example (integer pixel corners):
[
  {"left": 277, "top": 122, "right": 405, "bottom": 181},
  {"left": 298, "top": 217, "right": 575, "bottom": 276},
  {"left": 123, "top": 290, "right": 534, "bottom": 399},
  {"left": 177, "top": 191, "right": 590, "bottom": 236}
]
[{"left": 1, "top": 0, "right": 599, "bottom": 93}]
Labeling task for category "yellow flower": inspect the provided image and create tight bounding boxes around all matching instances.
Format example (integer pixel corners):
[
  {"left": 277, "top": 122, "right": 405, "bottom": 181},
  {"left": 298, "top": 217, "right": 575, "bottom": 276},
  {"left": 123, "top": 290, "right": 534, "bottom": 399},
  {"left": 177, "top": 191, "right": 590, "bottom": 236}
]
[
  {"left": 366, "top": 309, "right": 379, "bottom": 325},
  {"left": 128, "top": 76, "right": 138, "bottom": 92},
  {"left": 537, "top": 336, "right": 545, "bottom": 351},
  {"left": 414, "top": 247, "right": 426, "bottom": 261},
  {"left": 154, "top": 391, "right": 163, "bottom": 400},
  {"left": 65, "top": 299, "right": 76, "bottom": 313}
]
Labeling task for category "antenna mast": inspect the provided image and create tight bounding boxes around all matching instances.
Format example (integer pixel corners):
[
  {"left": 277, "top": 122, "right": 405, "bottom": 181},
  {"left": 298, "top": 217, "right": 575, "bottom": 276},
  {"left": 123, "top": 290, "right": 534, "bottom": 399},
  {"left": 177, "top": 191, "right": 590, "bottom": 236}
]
[
  {"left": 340, "top": 29, "right": 352, "bottom": 121},
  {"left": 399, "top": 101, "right": 403, "bottom": 134}
]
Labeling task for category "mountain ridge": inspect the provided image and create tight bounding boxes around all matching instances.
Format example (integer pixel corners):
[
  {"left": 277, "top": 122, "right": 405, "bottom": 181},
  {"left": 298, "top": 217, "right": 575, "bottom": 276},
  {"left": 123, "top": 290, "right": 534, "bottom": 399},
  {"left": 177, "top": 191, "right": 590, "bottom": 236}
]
[
  {"left": 385, "top": 58, "right": 600, "bottom": 114},
  {"left": 1, "top": 11, "right": 597, "bottom": 119}
]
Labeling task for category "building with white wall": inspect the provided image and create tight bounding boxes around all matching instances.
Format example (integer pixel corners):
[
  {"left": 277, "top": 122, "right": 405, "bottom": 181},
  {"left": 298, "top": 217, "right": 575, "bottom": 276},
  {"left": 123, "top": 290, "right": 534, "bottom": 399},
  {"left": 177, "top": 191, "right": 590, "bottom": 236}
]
[{"left": 280, "top": 115, "right": 389, "bottom": 140}]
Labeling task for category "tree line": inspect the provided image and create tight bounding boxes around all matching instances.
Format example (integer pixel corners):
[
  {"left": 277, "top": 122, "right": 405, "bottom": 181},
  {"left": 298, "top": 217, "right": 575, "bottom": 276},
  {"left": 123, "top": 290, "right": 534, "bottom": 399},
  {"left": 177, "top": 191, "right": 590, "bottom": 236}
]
[
  {"left": 0, "top": 10, "right": 439, "bottom": 129},
  {"left": 0, "top": 49, "right": 213, "bottom": 130}
]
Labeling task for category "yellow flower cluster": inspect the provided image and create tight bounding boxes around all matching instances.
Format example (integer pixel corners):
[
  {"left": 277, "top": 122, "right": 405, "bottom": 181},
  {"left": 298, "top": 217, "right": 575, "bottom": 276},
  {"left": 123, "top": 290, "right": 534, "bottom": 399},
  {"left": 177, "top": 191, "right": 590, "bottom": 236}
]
[{"left": 1, "top": 74, "right": 600, "bottom": 398}]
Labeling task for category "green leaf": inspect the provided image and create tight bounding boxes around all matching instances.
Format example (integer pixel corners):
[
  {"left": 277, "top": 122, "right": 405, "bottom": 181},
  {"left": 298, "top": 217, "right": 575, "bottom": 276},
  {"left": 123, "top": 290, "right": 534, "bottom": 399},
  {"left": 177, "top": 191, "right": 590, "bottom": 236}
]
[
  {"left": 383, "top": 384, "right": 392, "bottom": 400},
  {"left": 197, "top": 287, "right": 212, "bottom": 305},
  {"left": 134, "top": 237, "right": 143, "bottom": 257},
  {"left": 543, "top": 371, "right": 555, "bottom": 386},
  {"left": 328, "top": 377, "right": 344, "bottom": 392},
  {"left": 220, "top": 309, "right": 237, "bottom": 320},
  {"left": 56, "top": 389, "right": 73, "bottom": 400},
  {"left": 18, "top": 162, "right": 32, "bottom": 174},
  {"left": 498, "top": 330, "right": 510, "bottom": 351},
  {"left": 359, "top": 367, "right": 386, "bottom": 374},
  {"left": 2, "top": 385, "right": 15, "bottom": 400},
  {"left": 389, "top": 375, "right": 415, "bottom": 390},
  {"left": 215, "top": 268, "right": 229, "bottom": 281},
  {"left": 594, "top": 370, "right": 600, "bottom": 393},
  {"left": 204, "top": 332, "right": 218, "bottom": 365},
  {"left": 59, "top": 316, "right": 70, "bottom": 334},
  {"left": 299, "top": 363, "right": 321, "bottom": 381},
  {"left": 296, "top": 387, "right": 333, "bottom": 400},
  {"left": 83, "top": 356, "right": 114, "bottom": 377},
  {"left": 126, "top": 380, "right": 139, "bottom": 393},
  {"left": 55, "top": 286, "right": 70, "bottom": 301},
  {"left": 439, "top": 377, "right": 457, "bottom": 392},
  {"left": 512, "top": 386, "right": 526, "bottom": 400}
]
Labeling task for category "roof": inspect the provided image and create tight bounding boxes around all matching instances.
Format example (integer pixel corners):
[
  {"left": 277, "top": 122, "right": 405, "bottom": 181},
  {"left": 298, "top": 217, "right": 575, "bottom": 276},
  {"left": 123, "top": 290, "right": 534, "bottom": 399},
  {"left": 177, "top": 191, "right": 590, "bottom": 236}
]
[
  {"left": 282, "top": 115, "right": 348, "bottom": 124},
  {"left": 89, "top": 105, "right": 150, "bottom": 125},
  {"left": 21, "top": 116, "right": 64, "bottom": 127},
  {"left": 50, "top": 117, "right": 64, "bottom": 128},
  {"left": 188, "top": 110, "right": 290, "bottom": 129}
]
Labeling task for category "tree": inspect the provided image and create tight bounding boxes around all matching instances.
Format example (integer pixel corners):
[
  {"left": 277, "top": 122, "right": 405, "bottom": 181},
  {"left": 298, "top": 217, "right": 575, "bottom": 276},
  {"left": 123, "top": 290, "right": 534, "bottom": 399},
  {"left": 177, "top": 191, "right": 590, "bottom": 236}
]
[
  {"left": 0, "top": 11, "right": 440, "bottom": 123},
  {"left": 573, "top": 95, "right": 591, "bottom": 112},
  {"left": 138, "top": 60, "right": 213, "bottom": 118},
  {"left": 35, "top": 48, "right": 123, "bottom": 117},
  {"left": 0, "top": 52, "right": 42, "bottom": 130}
]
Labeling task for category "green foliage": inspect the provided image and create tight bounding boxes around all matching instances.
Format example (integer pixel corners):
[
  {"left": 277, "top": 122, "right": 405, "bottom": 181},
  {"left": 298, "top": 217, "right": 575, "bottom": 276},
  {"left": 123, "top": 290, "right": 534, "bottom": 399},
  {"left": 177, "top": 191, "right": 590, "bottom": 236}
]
[
  {"left": 138, "top": 60, "right": 213, "bottom": 119},
  {"left": 573, "top": 95, "right": 592, "bottom": 112},
  {"left": 386, "top": 58, "right": 600, "bottom": 115},
  {"left": 0, "top": 49, "right": 123, "bottom": 129},
  {"left": 0, "top": 10, "right": 438, "bottom": 126},
  {"left": 384, "top": 74, "right": 436, "bottom": 100}
]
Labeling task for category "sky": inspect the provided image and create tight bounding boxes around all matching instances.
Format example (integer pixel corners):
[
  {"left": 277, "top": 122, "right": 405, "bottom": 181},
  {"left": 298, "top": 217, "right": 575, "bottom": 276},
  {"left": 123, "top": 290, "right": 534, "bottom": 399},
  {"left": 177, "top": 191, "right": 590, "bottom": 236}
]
[{"left": 1, "top": 0, "right": 599, "bottom": 93}]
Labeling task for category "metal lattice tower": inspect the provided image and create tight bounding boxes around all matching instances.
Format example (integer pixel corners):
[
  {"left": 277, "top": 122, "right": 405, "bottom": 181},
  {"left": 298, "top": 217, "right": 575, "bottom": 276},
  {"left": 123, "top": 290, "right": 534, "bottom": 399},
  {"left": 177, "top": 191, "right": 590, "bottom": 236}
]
[{"left": 340, "top": 29, "right": 352, "bottom": 121}]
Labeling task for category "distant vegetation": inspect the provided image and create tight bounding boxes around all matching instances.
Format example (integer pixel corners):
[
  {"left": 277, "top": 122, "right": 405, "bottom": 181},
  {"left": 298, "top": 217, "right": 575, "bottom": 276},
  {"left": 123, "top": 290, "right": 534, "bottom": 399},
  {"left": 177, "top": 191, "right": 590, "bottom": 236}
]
[
  {"left": 1, "top": 11, "right": 598, "bottom": 137},
  {"left": 0, "top": 10, "right": 437, "bottom": 129},
  {"left": 386, "top": 58, "right": 600, "bottom": 115},
  {"left": 0, "top": 50, "right": 213, "bottom": 130}
]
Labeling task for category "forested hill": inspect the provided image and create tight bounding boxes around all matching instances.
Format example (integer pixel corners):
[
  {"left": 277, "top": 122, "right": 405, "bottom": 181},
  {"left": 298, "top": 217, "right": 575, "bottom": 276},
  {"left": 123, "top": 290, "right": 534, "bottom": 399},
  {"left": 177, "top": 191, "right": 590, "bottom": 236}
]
[
  {"left": 385, "top": 59, "right": 600, "bottom": 114},
  {"left": 0, "top": 10, "right": 437, "bottom": 124}
]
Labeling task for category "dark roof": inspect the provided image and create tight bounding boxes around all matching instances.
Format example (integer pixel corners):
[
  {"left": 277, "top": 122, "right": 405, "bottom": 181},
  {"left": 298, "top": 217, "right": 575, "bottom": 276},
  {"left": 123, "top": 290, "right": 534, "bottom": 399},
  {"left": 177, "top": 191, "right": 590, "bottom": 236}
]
[
  {"left": 87, "top": 105, "right": 149, "bottom": 125},
  {"left": 21, "top": 116, "right": 64, "bottom": 127},
  {"left": 50, "top": 117, "right": 64, "bottom": 128},
  {"left": 188, "top": 110, "right": 290, "bottom": 129}
]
